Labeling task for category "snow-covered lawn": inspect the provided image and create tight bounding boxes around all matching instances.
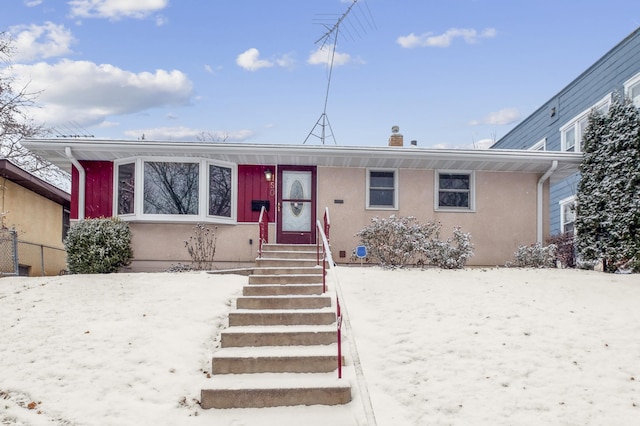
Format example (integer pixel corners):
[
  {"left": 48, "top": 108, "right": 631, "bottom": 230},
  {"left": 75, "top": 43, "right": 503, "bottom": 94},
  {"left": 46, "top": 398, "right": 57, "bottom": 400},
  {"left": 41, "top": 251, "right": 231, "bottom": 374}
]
[{"left": 1, "top": 267, "right": 638, "bottom": 425}]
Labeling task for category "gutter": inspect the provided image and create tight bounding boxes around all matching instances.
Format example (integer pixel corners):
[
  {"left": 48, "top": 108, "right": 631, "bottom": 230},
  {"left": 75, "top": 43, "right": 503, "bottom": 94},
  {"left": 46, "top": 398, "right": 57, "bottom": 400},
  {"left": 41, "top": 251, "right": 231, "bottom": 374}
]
[
  {"left": 65, "top": 147, "right": 86, "bottom": 220},
  {"left": 537, "top": 160, "right": 558, "bottom": 243}
]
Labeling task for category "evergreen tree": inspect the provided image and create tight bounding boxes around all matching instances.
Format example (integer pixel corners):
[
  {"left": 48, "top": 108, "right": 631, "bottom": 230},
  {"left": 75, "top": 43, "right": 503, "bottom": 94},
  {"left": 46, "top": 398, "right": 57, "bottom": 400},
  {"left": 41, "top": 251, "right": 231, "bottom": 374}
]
[
  {"left": 576, "top": 95, "right": 640, "bottom": 272},
  {"left": 576, "top": 108, "right": 608, "bottom": 262}
]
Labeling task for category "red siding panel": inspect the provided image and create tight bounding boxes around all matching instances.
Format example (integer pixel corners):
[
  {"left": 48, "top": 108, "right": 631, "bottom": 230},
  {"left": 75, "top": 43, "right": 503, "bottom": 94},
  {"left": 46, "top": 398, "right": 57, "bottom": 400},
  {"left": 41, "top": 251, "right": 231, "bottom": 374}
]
[
  {"left": 237, "top": 165, "right": 275, "bottom": 223},
  {"left": 70, "top": 161, "right": 113, "bottom": 219}
]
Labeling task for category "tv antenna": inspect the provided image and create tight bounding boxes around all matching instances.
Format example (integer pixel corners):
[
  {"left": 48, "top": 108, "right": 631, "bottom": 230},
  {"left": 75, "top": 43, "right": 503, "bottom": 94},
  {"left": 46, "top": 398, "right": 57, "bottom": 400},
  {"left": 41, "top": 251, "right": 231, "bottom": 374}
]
[{"left": 303, "top": 0, "right": 375, "bottom": 145}]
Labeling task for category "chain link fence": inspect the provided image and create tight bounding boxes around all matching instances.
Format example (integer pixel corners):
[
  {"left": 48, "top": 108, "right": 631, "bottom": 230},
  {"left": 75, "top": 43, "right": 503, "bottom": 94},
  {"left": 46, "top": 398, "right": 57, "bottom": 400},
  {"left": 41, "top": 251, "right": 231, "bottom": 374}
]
[
  {"left": 0, "top": 228, "right": 67, "bottom": 277},
  {"left": 0, "top": 228, "right": 19, "bottom": 276}
]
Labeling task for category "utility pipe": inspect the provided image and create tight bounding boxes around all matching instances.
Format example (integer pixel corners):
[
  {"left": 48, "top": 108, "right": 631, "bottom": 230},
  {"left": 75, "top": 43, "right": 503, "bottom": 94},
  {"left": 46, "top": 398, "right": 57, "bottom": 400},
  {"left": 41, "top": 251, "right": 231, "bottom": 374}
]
[
  {"left": 536, "top": 160, "right": 558, "bottom": 244},
  {"left": 65, "top": 147, "right": 86, "bottom": 220}
]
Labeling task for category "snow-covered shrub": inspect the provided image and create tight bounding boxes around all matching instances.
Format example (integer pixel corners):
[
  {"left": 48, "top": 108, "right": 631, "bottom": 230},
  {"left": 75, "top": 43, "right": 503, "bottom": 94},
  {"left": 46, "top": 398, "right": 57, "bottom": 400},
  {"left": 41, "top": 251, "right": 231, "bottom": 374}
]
[
  {"left": 355, "top": 216, "right": 473, "bottom": 269},
  {"left": 64, "top": 217, "right": 133, "bottom": 274},
  {"left": 184, "top": 223, "right": 217, "bottom": 270},
  {"left": 425, "top": 226, "right": 474, "bottom": 269},
  {"left": 546, "top": 233, "right": 576, "bottom": 268},
  {"left": 355, "top": 215, "right": 429, "bottom": 268},
  {"left": 508, "top": 243, "right": 557, "bottom": 268}
]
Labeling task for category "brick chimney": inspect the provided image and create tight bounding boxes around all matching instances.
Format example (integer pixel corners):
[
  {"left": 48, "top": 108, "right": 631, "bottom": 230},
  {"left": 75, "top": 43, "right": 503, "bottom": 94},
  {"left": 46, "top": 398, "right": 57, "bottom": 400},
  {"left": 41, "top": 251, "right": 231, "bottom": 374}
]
[{"left": 388, "top": 125, "right": 403, "bottom": 147}]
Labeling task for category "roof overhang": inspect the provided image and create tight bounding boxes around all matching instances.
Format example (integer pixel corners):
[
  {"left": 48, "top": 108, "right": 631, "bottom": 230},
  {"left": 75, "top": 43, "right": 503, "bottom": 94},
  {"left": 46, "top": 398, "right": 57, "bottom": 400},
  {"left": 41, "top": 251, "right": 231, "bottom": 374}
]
[
  {"left": 22, "top": 138, "right": 582, "bottom": 184},
  {"left": 0, "top": 159, "right": 70, "bottom": 206}
]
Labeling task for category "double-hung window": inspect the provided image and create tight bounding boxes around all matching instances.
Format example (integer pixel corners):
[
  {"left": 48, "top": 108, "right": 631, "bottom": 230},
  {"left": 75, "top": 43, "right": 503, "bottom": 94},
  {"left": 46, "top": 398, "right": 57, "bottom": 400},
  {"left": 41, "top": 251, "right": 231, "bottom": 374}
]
[
  {"left": 114, "top": 158, "right": 236, "bottom": 222},
  {"left": 560, "top": 95, "right": 611, "bottom": 152},
  {"left": 624, "top": 72, "right": 640, "bottom": 108},
  {"left": 366, "top": 169, "right": 397, "bottom": 209},
  {"left": 436, "top": 171, "right": 474, "bottom": 211}
]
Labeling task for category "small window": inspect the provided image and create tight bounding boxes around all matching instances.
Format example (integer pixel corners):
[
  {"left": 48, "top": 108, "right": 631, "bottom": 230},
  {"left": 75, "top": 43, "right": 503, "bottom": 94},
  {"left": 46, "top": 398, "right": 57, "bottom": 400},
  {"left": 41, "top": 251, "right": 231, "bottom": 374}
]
[
  {"left": 560, "top": 196, "right": 576, "bottom": 236},
  {"left": 529, "top": 138, "right": 546, "bottom": 151},
  {"left": 436, "top": 171, "right": 474, "bottom": 211},
  {"left": 367, "top": 169, "right": 397, "bottom": 209}
]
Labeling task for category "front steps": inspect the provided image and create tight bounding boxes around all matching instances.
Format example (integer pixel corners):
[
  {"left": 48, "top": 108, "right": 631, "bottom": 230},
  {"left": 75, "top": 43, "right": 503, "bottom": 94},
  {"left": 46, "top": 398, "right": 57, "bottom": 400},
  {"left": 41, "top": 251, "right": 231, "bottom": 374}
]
[{"left": 201, "top": 243, "right": 351, "bottom": 409}]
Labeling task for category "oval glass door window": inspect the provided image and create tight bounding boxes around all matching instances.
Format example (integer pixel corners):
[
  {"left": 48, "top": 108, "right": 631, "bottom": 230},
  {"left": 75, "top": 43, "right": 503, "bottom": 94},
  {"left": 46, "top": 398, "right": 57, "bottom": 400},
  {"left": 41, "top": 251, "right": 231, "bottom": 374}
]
[{"left": 290, "top": 180, "right": 304, "bottom": 216}]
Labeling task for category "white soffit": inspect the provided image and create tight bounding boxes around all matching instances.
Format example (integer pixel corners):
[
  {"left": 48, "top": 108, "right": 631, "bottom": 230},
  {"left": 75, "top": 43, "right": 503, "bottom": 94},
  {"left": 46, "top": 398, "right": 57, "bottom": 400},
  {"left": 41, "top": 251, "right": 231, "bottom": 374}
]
[{"left": 22, "top": 139, "right": 582, "bottom": 182}]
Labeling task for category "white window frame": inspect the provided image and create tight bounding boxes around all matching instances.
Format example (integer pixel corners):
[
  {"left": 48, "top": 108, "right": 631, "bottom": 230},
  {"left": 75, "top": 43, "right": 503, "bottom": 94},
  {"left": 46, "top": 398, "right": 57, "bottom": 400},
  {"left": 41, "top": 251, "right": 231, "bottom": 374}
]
[
  {"left": 624, "top": 72, "right": 640, "bottom": 108},
  {"left": 529, "top": 138, "right": 546, "bottom": 151},
  {"left": 559, "top": 195, "right": 576, "bottom": 236},
  {"left": 366, "top": 168, "right": 398, "bottom": 210},
  {"left": 560, "top": 94, "right": 611, "bottom": 152},
  {"left": 434, "top": 170, "right": 475, "bottom": 212},
  {"left": 113, "top": 157, "right": 237, "bottom": 223}
]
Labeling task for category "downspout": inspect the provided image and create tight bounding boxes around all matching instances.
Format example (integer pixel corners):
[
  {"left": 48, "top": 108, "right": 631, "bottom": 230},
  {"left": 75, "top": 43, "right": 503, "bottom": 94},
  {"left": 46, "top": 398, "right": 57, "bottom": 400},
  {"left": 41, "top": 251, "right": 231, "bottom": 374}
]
[
  {"left": 65, "top": 147, "right": 86, "bottom": 221},
  {"left": 537, "top": 160, "right": 558, "bottom": 244}
]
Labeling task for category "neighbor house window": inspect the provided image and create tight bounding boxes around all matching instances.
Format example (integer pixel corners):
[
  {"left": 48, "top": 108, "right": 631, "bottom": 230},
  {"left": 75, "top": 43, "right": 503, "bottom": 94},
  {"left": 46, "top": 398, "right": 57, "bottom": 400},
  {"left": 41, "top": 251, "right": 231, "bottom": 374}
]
[
  {"left": 366, "top": 169, "right": 397, "bottom": 209},
  {"left": 62, "top": 207, "right": 70, "bottom": 241},
  {"left": 560, "top": 95, "right": 611, "bottom": 152},
  {"left": 529, "top": 138, "right": 546, "bottom": 151},
  {"left": 117, "top": 162, "right": 135, "bottom": 215},
  {"left": 114, "top": 158, "right": 236, "bottom": 222},
  {"left": 560, "top": 196, "right": 576, "bottom": 235},
  {"left": 624, "top": 72, "right": 640, "bottom": 108},
  {"left": 436, "top": 171, "right": 474, "bottom": 211}
]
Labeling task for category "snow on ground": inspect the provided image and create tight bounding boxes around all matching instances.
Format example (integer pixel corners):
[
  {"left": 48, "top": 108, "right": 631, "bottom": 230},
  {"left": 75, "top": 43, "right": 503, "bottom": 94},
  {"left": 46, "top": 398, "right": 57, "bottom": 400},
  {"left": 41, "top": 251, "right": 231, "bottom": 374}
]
[{"left": 1, "top": 267, "right": 639, "bottom": 425}]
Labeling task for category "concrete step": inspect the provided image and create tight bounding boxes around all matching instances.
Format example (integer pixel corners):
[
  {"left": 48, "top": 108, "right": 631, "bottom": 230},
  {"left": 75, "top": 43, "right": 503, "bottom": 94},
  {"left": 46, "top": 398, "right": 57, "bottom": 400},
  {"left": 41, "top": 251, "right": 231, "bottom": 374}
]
[
  {"left": 256, "top": 258, "right": 320, "bottom": 268},
  {"left": 211, "top": 345, "right": 343, "bottom": 374},
  {"left": 251, "top": 266, "right": 323, "bottom": 275},
  {"left": 201, "top": 373, "right": 351, "bottom": 408},
  {"left": 221, "top": 325, "right": 337, "bottom": 347},
  {"left": 261, "top": 244, "right": 318, "bottom": 252},
  {"left": 236, "top": 295, "right": 332, "bottom": 310},
  {"left": 258, "top": 250, "right": 319, "bottom": 260},
  {"left": 243, "top": 283, "right": 324, "bottom": 296},
  {"left": 248, "top": 274, "right": 323, "bottom": 284},
  {"left": 228, "top": 309, "right": 336, "bottom": 326}
]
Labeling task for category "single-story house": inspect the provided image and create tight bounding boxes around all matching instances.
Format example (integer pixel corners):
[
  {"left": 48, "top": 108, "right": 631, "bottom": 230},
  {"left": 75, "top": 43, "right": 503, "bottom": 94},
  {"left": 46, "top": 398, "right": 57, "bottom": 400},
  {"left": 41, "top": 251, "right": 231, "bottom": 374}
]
[
  {"left": 0, "top": 159, "right": 70, "bottom": 276},
  {"left": 23, "top": 134, "right": 581, "bottom": 271},
  {"left": 491, "top": 26, "right": 640, "bottom": 236}
]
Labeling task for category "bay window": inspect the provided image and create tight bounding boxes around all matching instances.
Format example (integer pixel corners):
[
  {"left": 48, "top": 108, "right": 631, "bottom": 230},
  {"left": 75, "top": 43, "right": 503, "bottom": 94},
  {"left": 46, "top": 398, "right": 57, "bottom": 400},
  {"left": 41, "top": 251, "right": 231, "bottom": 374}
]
[{"left": 114, "top": 158, "right": 236, "bottom": 222}]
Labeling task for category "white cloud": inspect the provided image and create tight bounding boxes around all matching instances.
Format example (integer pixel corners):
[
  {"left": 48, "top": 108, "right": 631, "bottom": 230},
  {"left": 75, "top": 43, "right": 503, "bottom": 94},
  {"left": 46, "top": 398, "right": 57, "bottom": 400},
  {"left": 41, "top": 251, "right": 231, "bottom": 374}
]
[
  {"left": 236, "top": 48, "right": 294, "bottom": 72},
  {"left": 236, "top": 48, "right": 273, "bottom": 71},
  {"left": 469, "top": 108, "right": 520, "bottom": 126},
  {"left": 307, "top": 46, "right": 351, "bottom": 66},
  {"left": 8, "top": 22, "right": 75, "bottom": 63},
  {"left": 24, "top": 0, "right": 43, "bottom": 6},
  {"left": 10, "top": 59, "right": 193, "bottom": 127},
  {"left": 123, "top": 126, "right": 255, "bottom": 142},
  {"left": 68, "top": 0, "right": 168, "bottom": 20},
  {"left": 397, "top": 27, "right": 497, "bottom": 48},
  {"left": 275, "top": 53, "right": 295, "bottom": 69}
]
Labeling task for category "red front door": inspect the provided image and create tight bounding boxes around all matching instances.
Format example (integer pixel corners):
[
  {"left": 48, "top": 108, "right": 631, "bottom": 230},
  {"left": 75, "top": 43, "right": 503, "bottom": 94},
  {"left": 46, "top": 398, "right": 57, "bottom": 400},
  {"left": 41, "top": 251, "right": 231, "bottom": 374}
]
[{"left": 276, "top": 166, "right": 317, "bottom": 244}]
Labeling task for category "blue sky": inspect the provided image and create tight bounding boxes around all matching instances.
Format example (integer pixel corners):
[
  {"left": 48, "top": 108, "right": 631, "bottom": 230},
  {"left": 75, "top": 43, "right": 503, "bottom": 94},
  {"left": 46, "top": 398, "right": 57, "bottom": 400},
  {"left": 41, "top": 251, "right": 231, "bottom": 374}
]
[{"left": 3, "top": 0, "right": 640, "bottom": 149}]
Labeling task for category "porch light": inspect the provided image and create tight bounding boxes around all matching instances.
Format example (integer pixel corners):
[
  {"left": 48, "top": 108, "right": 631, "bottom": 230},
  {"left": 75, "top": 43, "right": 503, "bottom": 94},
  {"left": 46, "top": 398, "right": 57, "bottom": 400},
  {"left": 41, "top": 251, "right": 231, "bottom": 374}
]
[{"left": 264, "top": 168, "right": 273, "bottom": 182}]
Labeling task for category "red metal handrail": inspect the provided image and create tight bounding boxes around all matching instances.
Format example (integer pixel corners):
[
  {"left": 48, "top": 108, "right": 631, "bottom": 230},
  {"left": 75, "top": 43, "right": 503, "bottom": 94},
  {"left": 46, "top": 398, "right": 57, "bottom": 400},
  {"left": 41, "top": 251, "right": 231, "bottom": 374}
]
[
  {"left": 315, "top": 209, "right": 343, "bottom": 379},
  {"left": 258, "top": 206, "right": 269, "bottom": 258}
]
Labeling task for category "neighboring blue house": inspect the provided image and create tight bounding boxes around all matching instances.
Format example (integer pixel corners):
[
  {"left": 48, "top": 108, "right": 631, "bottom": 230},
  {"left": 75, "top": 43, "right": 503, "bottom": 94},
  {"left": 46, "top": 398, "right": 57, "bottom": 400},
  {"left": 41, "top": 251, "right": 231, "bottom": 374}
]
[{"left": 491, "top": 26, "right": 640, "bottom": 238}]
